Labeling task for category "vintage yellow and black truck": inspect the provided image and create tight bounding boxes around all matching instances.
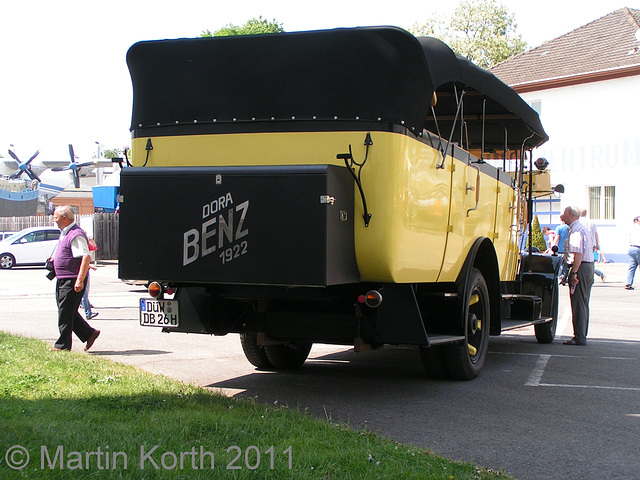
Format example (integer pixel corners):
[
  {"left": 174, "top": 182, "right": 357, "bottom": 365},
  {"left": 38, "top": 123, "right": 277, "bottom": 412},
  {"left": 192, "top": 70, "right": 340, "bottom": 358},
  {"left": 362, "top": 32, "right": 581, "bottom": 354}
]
[{"left": 118, "top": 27, "right": 561, "bottom": 380}]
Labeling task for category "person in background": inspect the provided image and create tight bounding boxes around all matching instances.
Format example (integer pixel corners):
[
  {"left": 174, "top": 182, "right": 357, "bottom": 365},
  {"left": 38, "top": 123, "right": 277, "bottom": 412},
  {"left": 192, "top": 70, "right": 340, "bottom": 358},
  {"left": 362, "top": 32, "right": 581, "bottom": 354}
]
[
  {"left": 552, "top": 219, "right": 570, "bottom": 284},
  {"left": 625, "top": 216, "right": 640, "bottom": 290},
  {"left": 80, "top": 238, "right": 99, "bottom": 319},
  {"left": 581, "top": 209, "right": 606, "bottom": 283},
  {"left": 563, "top": 206, "right": 594, "bottom": 346},
  {"left": 50, "top": 205, "right": 100, "bottom": 351},
  {"left": 542, "top": 226, "right": 555, "bottom": 251}
]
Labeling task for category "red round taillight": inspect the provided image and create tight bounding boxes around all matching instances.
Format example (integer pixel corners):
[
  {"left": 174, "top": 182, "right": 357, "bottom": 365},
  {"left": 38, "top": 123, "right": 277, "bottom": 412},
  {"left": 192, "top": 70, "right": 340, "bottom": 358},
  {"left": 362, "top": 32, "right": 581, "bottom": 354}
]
[{"left": 358, "top": 290, "right": 383, "bottom": 308}]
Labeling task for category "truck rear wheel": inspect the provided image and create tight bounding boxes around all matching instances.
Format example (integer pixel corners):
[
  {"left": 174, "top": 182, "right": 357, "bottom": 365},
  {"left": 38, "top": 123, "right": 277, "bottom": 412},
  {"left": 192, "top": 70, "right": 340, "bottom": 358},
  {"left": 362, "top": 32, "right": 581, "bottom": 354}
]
[
  {"left": 240, "top": 333, "right": 274, "bottom": 370},
  {"left": 446, "top": 268, "right": 490, "bottom": 380},
  {"left": 264, "top": 342, "right": 313, "bottom": 369},
  {"left": 534, "top": 285, "right": 559, "bottom": 343}
]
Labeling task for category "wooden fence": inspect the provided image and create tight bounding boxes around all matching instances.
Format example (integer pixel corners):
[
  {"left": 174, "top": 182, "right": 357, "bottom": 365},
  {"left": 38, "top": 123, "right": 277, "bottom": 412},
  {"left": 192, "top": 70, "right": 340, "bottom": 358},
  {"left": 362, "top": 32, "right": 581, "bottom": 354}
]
[
  {"left": 0, "top": 215, "right": 54, "bottom": 231},
  {"left": 92, "top": 213, "right": 119, "bottom": 260},
  {"left": 0, "top": 213, "right": 119, "bottom": 261}
]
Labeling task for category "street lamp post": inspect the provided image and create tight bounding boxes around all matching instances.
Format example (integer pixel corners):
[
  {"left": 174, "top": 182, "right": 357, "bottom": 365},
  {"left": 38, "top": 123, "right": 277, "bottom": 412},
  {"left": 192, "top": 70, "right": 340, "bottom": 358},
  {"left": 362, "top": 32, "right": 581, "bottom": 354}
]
[{"left": 95, "top": 141, "right": 103, "bottom": 185}]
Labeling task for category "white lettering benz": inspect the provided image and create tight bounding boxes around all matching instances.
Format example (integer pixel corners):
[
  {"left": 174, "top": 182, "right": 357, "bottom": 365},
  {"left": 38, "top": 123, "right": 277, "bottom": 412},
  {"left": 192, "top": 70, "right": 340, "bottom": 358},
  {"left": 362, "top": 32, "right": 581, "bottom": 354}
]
[{"left": 183, "top": 193, "right": 249, "bottom": 266}]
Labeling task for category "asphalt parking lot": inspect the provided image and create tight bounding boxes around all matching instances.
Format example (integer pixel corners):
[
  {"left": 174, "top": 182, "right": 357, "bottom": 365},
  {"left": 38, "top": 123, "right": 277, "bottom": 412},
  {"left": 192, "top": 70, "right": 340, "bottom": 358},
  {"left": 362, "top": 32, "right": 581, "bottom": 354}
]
[{"left": 1, "top": 261, "right": 639, "bottom": 480}]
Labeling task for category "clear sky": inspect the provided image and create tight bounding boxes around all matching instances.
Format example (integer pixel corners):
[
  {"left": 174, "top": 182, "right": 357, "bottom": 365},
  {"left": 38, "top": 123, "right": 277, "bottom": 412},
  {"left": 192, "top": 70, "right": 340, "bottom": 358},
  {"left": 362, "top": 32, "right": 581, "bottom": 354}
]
[{"left": 0, "top": 0, "right": 633, "bottom": 162}]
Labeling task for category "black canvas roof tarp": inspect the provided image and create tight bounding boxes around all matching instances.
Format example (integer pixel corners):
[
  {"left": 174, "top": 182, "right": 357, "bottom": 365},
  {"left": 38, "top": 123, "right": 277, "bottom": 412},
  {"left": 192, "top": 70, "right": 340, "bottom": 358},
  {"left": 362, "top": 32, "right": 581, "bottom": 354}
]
[
  {"left": 419, "top": 37, "right": 548, "bottom": 151},
  {"left": 127, "top": 27, "right": 547, "bottom": 150}
]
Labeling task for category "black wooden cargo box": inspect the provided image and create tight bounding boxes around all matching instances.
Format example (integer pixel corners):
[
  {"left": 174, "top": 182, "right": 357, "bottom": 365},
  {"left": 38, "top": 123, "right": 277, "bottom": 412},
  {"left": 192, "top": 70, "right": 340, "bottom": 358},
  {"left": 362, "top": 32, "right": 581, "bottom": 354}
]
[{"left": 118, "top": 165, "right": 359, "bottom": 287}]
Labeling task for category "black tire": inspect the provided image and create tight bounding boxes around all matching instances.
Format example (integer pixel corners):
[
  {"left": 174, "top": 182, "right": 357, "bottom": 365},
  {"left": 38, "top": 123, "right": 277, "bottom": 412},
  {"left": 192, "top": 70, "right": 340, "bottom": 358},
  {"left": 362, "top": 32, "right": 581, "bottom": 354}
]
[
  {"left": 239, "top": 333, "right": 274, "bottom": 370},
  {"left": 0, "top": 253, "right": 15, "bottom": 269},
  {"left": 419, "top": 345, "right": 451, "bottom": 379},
  {"left": 264, "top": 342, "right": 312, "bottom": 370},
  {"left": 446, "top": 267, "right": 490, "bottom": 380},
  {"left": 535, "top": 285, "right": 559, "bottom": 344}
]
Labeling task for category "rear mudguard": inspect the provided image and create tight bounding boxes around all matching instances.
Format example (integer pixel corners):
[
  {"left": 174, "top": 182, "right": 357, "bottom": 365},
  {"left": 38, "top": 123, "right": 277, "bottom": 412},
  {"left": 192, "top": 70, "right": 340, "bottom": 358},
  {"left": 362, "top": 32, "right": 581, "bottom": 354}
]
[
  {"left": 374, "top": 237, "right": 500, "bottom": 343},
  {"left": 455, "top": 237, "right": 501, "bottom": 335}
]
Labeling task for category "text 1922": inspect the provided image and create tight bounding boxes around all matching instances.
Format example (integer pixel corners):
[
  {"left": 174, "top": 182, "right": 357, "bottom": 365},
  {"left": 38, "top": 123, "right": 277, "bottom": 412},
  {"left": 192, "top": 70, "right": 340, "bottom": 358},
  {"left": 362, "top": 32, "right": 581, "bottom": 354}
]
[{"left": 219, "top": 241, "right": 248, "bottom": 264}]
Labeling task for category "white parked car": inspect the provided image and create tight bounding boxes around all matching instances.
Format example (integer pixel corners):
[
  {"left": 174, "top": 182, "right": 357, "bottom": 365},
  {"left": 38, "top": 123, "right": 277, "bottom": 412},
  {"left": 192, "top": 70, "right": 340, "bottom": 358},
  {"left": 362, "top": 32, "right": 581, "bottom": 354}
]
[{"left": 0, "top": 227, "right": 60, "bottom": 269}]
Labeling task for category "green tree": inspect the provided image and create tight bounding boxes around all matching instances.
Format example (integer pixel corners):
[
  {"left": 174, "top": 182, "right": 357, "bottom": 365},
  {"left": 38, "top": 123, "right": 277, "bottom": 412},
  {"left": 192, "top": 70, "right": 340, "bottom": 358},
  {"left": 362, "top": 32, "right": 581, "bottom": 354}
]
[
  {"left": 409, "top": 0, "right": 525, "bottom": 68},
  {"left": 102, "top": 148, "right": 123, "bottom": 159},
  {"left": 201, "top": 16, "right": 284, "bottom": 37},
  {"left": 531, "top": 215, "right": 547, "bottom": 252}
]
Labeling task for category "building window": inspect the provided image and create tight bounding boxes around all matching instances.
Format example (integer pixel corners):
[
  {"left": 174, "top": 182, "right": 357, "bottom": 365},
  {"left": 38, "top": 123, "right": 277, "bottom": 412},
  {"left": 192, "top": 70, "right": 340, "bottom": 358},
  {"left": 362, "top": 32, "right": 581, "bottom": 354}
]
[
  {"left": 588, "top": 186, "right": 615, "bottom": 219},
  {"left": 533, "top": 197, "right": 562, "bottom": 226}
]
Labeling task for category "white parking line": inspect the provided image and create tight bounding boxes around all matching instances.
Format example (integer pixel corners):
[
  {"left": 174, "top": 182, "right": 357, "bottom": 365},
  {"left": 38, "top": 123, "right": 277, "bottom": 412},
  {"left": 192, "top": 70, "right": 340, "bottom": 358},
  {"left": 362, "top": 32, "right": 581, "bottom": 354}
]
[
  {"left": 534, "top": 383, "right": 640, "bottom": 391},
  {"left": 522, "top": 352, "right": 639, "bottom": 390},
  {"left": 491, "top": 351, "right": 635, "bottom": 360},
  {"left": 525, "top": 354, "right": 551, "bottom": 386},
  {"left": 491, "top": 350, "right": 638, "bottom": 390}
]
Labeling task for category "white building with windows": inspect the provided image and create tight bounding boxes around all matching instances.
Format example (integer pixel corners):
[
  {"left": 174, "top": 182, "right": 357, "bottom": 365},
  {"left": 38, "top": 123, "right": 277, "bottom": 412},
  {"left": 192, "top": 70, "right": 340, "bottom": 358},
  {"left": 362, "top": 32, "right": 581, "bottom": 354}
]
[{"left": 491, "top": 7, "right": 640, "bottom": 262}]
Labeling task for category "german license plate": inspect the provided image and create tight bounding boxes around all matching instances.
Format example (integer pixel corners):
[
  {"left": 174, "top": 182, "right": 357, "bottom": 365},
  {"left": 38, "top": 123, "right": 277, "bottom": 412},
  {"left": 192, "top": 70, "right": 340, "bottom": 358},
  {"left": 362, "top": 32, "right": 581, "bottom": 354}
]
[{"left": 139, "top": 299, "right": 179, "bottom": 327}]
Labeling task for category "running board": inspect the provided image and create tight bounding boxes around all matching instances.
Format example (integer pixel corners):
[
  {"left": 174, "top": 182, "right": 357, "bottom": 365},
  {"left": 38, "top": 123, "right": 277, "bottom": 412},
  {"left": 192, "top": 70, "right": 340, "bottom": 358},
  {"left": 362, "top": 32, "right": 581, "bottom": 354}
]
[
  {"left": 501, "top": 317, "right": 553, "bottom": 332},
  {"left": 427, "top": 333, "right": 466, "bottom": 346}
]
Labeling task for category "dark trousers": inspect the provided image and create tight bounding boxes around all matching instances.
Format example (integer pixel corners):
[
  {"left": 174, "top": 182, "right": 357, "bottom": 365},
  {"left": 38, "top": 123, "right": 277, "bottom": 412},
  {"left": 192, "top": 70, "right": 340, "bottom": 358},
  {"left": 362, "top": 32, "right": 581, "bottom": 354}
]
[
  {"left": 54, "top": 278, "right": 95, "bottom": 350},
  {"left": 569, "top": 262, "right": 594, "bottom": 344}
]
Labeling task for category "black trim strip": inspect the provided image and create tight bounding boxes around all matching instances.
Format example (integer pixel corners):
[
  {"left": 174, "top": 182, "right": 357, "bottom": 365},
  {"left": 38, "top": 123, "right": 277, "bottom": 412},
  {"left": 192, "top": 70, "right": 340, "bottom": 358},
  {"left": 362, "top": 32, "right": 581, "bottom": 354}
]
[{"left": 131, "top": 120, "right": 407, "bottom": 138}]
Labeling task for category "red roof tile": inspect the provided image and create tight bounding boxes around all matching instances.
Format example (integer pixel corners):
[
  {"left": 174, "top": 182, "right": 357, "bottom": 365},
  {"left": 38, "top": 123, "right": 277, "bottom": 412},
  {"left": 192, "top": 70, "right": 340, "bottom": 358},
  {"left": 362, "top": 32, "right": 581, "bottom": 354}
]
[{"left": 491, "top": 8, "right": 640, "bottom": 88}]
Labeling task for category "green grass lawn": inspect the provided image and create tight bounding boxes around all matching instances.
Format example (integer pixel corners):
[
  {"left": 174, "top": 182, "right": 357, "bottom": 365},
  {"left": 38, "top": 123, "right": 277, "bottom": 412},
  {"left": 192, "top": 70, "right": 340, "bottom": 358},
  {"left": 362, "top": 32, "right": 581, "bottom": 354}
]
[{"left": 0, "top": 332, "right": 513, "bottom": 479}]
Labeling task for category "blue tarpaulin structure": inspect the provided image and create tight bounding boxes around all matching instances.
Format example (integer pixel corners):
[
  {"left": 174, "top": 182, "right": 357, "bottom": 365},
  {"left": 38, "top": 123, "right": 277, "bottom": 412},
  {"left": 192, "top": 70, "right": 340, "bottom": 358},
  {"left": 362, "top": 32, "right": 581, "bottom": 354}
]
[{"left": 92, "top": 186, "right": 119, "bottom": 212}]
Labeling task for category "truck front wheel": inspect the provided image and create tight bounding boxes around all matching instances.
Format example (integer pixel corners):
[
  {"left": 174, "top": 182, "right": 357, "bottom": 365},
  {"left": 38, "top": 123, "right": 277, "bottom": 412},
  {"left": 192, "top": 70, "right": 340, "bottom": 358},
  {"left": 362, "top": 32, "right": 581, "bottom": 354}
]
[
  {"left": 446, "top": 268, "right": 490, "bottom": 380},
  {"left": 534, "top": 285, "right": 559, "bottom": 344}
]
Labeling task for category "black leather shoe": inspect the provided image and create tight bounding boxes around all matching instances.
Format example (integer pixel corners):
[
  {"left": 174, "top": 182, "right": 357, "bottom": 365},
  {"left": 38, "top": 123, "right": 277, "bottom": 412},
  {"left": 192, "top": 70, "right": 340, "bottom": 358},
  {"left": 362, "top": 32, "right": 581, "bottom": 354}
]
[{"left": 84, "top": 330, "right": 100, "bottom": 351}]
